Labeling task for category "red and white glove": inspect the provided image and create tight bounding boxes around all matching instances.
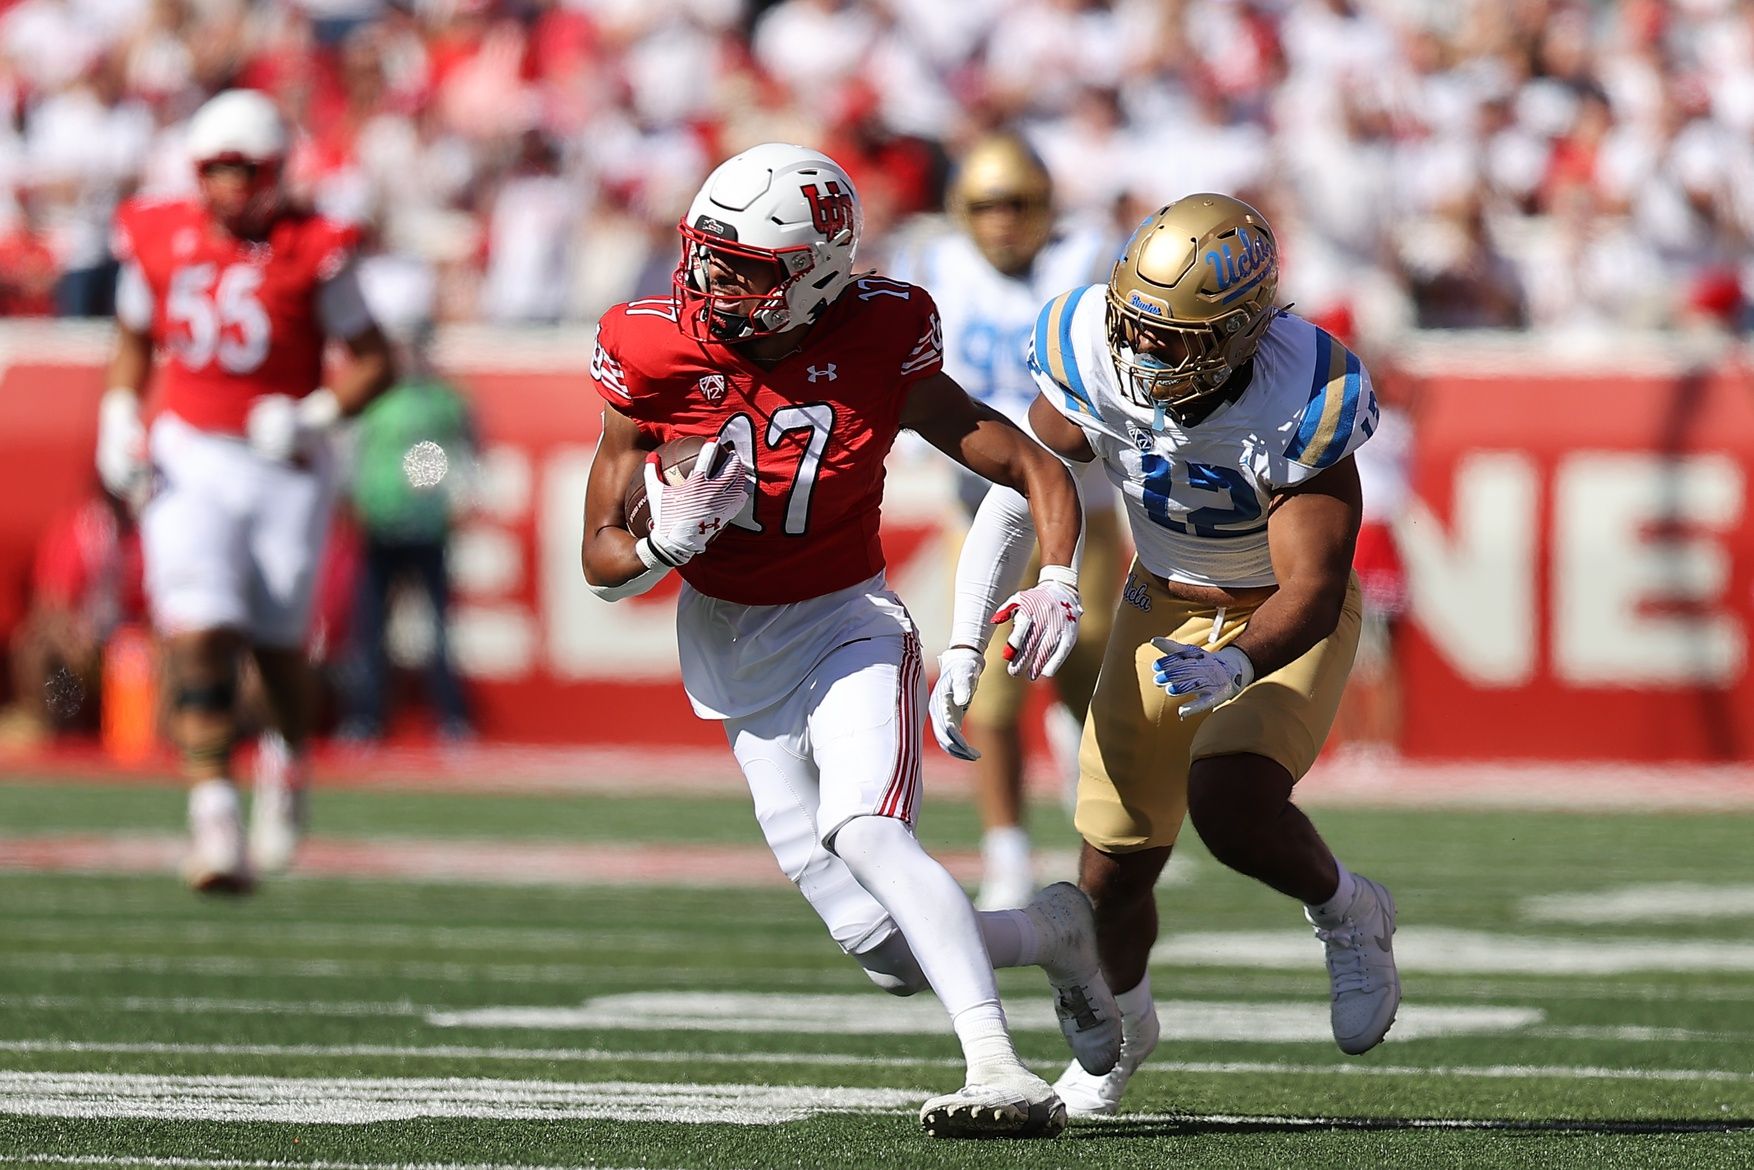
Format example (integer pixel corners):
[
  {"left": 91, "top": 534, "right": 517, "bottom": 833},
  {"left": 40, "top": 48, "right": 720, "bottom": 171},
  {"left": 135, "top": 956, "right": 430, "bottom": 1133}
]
[
  {"left": 991, "top": 565, "right": 1082, "bottom": 681},
  {"left": 638, "top": 441, "right": 749, "bottom": 568},
  {"left": 929, "top": 646, "right": 984, "bottom": 761},
  {"left": 96, "top": 388, "right": 148, "bottom": 504},
  {"left": 1150, "top": 637, "right": 1255, "bottom": 717},
  {"left": 246, "top": 389, "right": 341, "bottom": 463}
]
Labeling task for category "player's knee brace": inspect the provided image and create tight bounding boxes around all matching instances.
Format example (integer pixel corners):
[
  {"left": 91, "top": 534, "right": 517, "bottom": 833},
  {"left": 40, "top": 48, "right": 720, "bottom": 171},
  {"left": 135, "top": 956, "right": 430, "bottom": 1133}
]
[
  {"left": 174, "top": 676, "right": 238, "bottom": 771},
  {"left": 855, "top": 929, "right": 929, "bottom": 997}
]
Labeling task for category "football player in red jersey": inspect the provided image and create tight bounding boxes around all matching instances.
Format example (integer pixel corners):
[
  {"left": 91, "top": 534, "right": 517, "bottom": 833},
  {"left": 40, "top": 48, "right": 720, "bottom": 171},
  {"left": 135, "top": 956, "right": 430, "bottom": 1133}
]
[
  {"left": 94, "top": 89, "right": 396, "bottom": 893},
  {"left": 583, "top": 143, "right": 1118, "bottom": 1139}
]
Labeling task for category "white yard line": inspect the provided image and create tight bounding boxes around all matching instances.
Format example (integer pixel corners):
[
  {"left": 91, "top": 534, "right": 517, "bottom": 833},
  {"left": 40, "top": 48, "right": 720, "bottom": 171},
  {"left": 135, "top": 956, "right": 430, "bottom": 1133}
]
[
  {"left": 1087, "top": 1113, "right": 1751, "bottom": 1132},
  {"left": 0, "top": 1071, "right": 921, "bottom": 1125},
  {"left": 0, "top": 1039, "right": 957, "bottom": 1069},
  {"left": 7, "top": 1156, "right": 678, "bottom": 1170},
  {"left": 0, "top": 995, "right": 424, "bottom": 1018},
  {"left": 1523, "top": 884, "right": 1754, "bottom": 924},
  {"left": 0, "top": 1044, "right": 1749, "bottom": 1087}
]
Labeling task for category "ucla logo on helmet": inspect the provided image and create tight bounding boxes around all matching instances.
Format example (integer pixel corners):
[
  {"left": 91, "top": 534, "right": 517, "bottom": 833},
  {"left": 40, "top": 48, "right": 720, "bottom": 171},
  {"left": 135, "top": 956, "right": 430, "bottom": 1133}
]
[
  {"left": 1204, "top": 225, "right": 1273, "bottom": 299},
  {"left": 1126, "top": 290, "right": 1167, "bottom": 317}
]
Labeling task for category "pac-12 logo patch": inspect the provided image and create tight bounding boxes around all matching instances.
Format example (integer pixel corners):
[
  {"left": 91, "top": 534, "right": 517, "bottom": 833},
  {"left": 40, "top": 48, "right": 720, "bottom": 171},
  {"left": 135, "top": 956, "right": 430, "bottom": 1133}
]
[
  {"left": 802, "top": 181, "right": 855, "bottom": 238},
  {"left": 1127, "top": 423, "right": 1154, "bottom": 452},
  {"left": 697, "top": 374, "right": 727, "bottom": 402}
]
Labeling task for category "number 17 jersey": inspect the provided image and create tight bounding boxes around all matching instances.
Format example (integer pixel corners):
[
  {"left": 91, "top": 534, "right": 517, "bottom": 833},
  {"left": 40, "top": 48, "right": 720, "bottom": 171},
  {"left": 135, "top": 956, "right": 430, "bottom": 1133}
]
[{"left": 590, "top": 278, "right": 945, "bottom": 607}]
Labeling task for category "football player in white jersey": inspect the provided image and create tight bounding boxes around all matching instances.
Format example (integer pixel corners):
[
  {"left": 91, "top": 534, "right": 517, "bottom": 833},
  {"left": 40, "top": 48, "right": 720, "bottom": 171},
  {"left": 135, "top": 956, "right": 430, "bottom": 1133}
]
[
  {"left": 891, "top": 133, "right": 1122, "bottom": 911},
  {"left": 933, "top": 193, "right": 1402, "bottom": 1115}
]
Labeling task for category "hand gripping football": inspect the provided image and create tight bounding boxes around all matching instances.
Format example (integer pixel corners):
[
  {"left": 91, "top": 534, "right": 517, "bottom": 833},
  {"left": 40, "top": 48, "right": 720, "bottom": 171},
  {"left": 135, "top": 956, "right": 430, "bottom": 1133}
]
[{"left": 624, "top": 435, "right": 730, "bottom": 539}]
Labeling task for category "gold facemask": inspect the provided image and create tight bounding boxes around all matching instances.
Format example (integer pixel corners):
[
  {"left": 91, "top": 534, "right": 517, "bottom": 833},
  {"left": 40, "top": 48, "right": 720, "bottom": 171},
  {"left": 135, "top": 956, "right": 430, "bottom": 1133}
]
[
  {"left": 1106, "top": 193, "right": 1279, "bottom": 413},
  {"left": 948, "top": 134, "right": 1054, "bottom": 277}
]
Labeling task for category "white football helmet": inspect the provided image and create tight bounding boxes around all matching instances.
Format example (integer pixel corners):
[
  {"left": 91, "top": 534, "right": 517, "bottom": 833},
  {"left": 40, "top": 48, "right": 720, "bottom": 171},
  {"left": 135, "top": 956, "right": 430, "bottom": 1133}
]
[
  {"left": 674, "top": 143, "right": 862, "bottom": 342},
  {"left": 187, "top": 89, "right": 288, "bottom": 168},
  {"left": 187, "top": 89, "right": 288, "bottom": 233}
]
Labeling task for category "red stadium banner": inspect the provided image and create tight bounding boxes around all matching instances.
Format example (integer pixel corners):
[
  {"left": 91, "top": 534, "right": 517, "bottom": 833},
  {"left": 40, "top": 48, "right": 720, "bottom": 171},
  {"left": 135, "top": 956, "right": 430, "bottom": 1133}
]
[{"left": 2, "top": 325, "right": 1750, "bottom": 761}]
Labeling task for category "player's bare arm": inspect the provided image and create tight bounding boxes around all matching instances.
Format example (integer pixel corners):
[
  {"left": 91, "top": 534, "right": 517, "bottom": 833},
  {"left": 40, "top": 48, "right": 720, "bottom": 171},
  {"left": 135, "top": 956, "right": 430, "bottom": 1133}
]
[
  {"left": 902, "top": 371, "right": 1081, "bottom": 567},
  {"left": 107, "top": 321, "right": 153, "bottom": 396},
  {"left": 1229, "top": 455, "right": 1363, "bottom": 676},
  {"left": 581, "top": 405, "right": 654, "bottom": 589},
  {"left": 1026, "top": 391, "right": 1096, "bottom": 465}
]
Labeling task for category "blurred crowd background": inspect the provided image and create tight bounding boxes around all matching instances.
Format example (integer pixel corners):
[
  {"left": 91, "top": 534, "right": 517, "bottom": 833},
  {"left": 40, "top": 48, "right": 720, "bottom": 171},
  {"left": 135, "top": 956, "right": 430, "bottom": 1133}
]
[
  {"left": 0, "top": 0, "right": 1748, "bottom": 340},
  {"left": 3, "top": 0, "right": 1750, "bottom": 756}
]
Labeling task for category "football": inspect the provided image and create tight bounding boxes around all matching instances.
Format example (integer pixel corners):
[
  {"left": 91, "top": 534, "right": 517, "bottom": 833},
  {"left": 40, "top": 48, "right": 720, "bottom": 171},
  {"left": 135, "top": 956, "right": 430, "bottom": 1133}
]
[{"left": 624, "top": 435, "right": 726, "bottom": 539}]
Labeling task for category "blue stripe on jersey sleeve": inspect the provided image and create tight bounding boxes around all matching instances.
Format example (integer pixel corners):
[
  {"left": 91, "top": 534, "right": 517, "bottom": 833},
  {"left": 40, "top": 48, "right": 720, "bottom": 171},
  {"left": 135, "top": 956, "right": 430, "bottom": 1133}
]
[
  {"left": 1285, "top": 329, "right": 1333, "bottom": 462},
  {"left": 1314, "top": 349, "right": 1364, "bottom": 468},
  {"left": 1056, "top": 285, "right": 1095, "bottom": 412}
]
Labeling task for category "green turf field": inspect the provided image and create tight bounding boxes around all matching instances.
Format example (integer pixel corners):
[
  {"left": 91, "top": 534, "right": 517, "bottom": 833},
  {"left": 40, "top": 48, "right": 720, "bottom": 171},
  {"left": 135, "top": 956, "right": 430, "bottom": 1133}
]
[{"left": 0, "top": 777, "right": 1751, "bottom": 1169}]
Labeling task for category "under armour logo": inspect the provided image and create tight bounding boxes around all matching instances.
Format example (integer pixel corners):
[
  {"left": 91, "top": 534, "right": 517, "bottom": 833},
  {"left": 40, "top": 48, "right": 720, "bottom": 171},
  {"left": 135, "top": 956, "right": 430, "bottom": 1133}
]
[
  {"left": 807, "top": 364, "right": 838, "bottom": 382},
  {"left": 696, "top": 517, "right": 723, "bottom": 535}
]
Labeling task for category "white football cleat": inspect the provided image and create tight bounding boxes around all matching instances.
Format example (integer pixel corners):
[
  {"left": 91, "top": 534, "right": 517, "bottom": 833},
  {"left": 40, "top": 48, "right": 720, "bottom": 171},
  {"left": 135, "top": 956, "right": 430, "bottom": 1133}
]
[
  {"left": 919, "top": 1069, "right": 1066, "bottom": 1139},
  {"left": 976, "top": 826, "right": 1035, "bottom": 911},
  {"left": 1053, "top": 996, "right": 1160, "bottom": 1116},
  {"left": 184, "top": 779, "right": 253, "bottom": 895},
  {"left": 249, "top": 731, "right": 307, "bottom": 873},
  {"left": 1306, "top": 873, "right": 1401, "bottom": 1055},
  {"left": 1025, "top": 882, "right": 1121, "bottom": 1075}
]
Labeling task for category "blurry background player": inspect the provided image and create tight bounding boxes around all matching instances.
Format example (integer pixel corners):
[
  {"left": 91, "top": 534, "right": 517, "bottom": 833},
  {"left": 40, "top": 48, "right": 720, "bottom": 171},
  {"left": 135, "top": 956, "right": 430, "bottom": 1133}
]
[
  {"left": 94, "top": 89, "right": 396, "bottom": 893},
  {"left": 891, "top": 133, "right": 1122, "bottom": 910},
  {"left": 582, "top": 143, "right": 1118, "bottom": 1139},
  {"left": 338, "top": 254, "right": 476, "bottom": 744},
  {"left": 0, "top": 484, "right": 144, "bottom": 747}
]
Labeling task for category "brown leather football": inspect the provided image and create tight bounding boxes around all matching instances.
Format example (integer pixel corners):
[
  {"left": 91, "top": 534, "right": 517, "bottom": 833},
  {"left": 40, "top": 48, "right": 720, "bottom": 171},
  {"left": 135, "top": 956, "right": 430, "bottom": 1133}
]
[{"left": 624, "top": 435, "right": 716, "bottom": 539}]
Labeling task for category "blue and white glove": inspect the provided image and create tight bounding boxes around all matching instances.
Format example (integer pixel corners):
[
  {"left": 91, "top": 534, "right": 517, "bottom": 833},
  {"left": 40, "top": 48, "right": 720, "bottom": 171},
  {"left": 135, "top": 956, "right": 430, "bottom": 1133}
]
[
  {"left": 929, "top": 646, "right": 983, "bottom": 761},
  {"left": 1150, "top": 638, "right": 1255, "bottom": 718}
]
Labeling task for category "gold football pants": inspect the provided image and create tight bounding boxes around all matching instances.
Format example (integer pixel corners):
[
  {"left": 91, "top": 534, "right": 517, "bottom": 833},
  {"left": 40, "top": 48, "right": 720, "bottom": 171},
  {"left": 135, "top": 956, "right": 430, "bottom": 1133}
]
[{"left": 1074, "top": 564, "right": 1362, "bottom": 853}]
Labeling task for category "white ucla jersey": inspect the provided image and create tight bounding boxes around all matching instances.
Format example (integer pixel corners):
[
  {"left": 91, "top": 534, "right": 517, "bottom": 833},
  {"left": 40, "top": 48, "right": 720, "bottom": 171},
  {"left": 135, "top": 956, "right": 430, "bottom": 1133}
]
[
  {"left": 1029, "top": 286, "right": 1378, "bottom": 589},
  {"left": 890, "top": 224, "right": 1114, "bottom": 425}
]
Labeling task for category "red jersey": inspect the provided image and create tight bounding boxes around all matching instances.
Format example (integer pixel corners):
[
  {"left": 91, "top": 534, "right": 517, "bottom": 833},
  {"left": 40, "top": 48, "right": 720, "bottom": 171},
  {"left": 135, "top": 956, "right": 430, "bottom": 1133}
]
[
  {"left": 591, "top": 278, "right": 945, "bottom": 606},
  {"left": 112, "top": 198, "right": 360, "bottom": 435}
]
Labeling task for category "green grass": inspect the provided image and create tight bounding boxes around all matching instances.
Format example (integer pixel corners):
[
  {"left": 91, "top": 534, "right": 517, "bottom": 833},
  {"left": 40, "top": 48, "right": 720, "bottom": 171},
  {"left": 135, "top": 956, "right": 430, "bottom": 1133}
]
[{"left": 0, "top": 779, "right": 1751, "bottom": 1168}]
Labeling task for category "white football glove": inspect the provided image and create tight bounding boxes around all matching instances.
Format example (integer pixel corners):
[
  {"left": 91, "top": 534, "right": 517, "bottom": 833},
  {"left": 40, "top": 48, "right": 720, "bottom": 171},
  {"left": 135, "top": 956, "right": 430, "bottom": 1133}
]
[
  {"left": 246, "top": 388, "right": 341, "bottom": 463},
  {"left": 929, "top": 646, "right": 983, "bottom": 761},
  {"left": 991, "top": 566, "right": 1082, "bottom": 681},
  {"left": 96, "top": 388, "right": 148, "bottom": 504},
  {"left": 1150, "top": 638, "right": 1255, "bottom": 718},
  {"left": 641, "top": 441, "right": 749, "bottom": 567}
]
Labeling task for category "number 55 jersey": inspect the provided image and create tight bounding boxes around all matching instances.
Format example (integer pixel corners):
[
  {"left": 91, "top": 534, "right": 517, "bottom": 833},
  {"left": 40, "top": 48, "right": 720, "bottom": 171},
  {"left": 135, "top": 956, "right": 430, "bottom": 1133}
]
[
  {"left": 112, "top": 197, "right": 364, "bottom": 434},
  {"left": 1029, "top": 289, "right": 1379, "bottom": 589}
]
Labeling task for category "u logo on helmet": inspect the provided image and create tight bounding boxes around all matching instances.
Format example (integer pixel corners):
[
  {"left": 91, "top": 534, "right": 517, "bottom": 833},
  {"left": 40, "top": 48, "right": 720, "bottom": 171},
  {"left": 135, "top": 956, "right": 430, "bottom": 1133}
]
[{"left": 802, "top": 182, "right": 855, "bottom": 238}]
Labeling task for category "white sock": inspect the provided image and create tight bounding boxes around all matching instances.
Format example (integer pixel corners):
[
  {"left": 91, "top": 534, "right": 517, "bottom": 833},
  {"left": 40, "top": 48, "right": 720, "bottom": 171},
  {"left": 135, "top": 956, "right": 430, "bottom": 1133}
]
[
  {"left": 832, "top": 816, "right": 1022, "bottom": 1070},
  {"left": 975, "top": 908, "right": 1039, "bottom": 969},
  {"left": 1306, "top": 860, "right": 1357, "bottom": 925},
  {"left": 952, "top": 1002, "right": 1023, "bottom": 1082},
  {"left": 189, "top": 778, "right": 240, "bottom": 819},
  {"left": 982, "top": 825, "right": 1031, "bottom": 872},
  {"left": 1115, "top": 971, "right": 1154, "bottom": 1024}
]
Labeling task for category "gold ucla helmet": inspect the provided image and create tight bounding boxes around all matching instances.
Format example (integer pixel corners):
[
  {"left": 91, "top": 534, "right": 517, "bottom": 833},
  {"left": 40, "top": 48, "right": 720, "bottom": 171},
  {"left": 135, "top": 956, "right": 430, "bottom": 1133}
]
[
  {"left": 1106, "top": 193, "right": 1279, "bottom": 411},
  {"left": 948, "top": 133, "right": 1054, "bottom": 276}
]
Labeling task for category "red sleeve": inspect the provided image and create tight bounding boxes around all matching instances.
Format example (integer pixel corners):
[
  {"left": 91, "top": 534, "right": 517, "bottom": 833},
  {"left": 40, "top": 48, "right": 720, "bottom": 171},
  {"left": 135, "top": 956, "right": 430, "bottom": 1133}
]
[
  {"left": 589, "top": 304, "right": 675, "bottom": 428},
  {"left": 897, "top": 285, "right": 944, "bottom": 383}
]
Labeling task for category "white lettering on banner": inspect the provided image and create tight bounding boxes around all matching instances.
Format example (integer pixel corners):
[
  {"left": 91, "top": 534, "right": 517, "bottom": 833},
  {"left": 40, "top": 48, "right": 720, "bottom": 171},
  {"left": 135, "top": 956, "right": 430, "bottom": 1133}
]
[
  {"left": 1399, "top": 453, "right": 1538, "bottom": 685},
  {"left": 1554, "top": 453, "right": 1744, "bottom": 685},
  {"left": 541, "top": 448, "right": 680, "bottom": 680}
]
